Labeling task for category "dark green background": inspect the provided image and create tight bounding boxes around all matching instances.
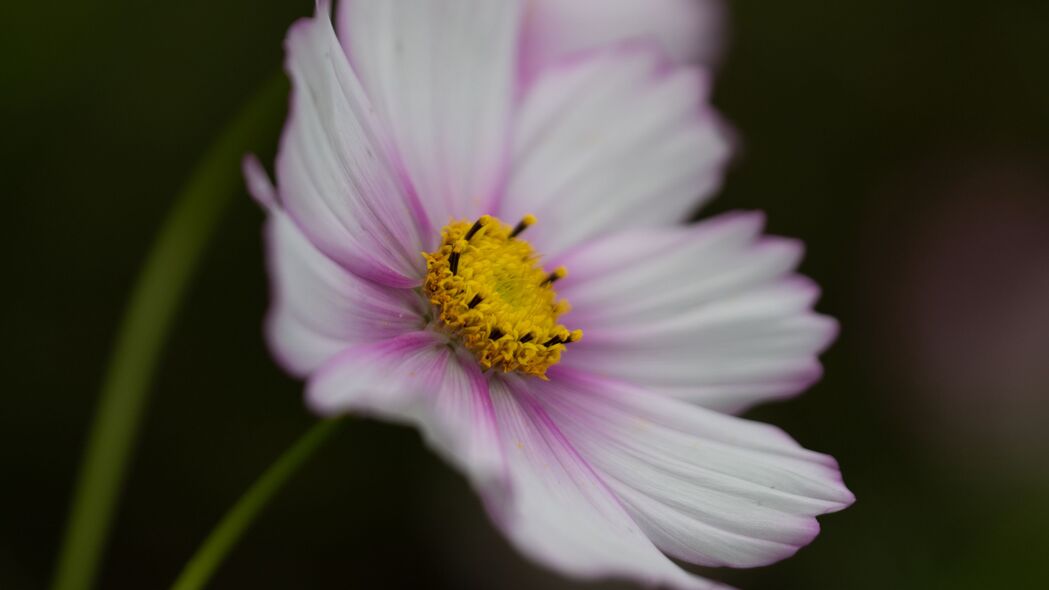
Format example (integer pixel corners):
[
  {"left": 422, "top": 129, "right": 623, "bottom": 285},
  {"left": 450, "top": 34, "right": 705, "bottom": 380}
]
[{"left": 4, "top": 1, "right": 1048, "bottom": 588}]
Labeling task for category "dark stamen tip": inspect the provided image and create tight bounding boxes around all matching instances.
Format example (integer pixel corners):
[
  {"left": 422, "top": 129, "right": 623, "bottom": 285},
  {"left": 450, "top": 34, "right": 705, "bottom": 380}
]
[
  {"left": 465, "top": 216, "right": 489, "bottom": 241},
  {"left": 468, "top": 294, "right": 482, "bottom": 308},
  {"left": 449, "top": 252, "right": 460, "bottom": 274},
  {"left": 489, "top": 328, "right": 504, "bottom": 340},
  {"left": 543, "top": 336, "right": 563, "bottom": 347},
  {"left": 519, "top": 333, "right": 534, "bottom": 344},
  {"left": 510, "top": 214, "right": 536, "bottom": 238},
  {"left": 541, "top": 266, "right": 567, "bottom": 287}
]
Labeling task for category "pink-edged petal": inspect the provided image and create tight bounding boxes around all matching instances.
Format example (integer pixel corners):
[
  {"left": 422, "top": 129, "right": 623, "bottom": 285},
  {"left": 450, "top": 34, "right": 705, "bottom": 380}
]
[
  {"left": 276, "top": 4, "right": 433, "bottom": 288},
  {"left": 533, "top": 368, "right": 854, "bottom": 569},
  {"left": 262, "top": 204, "right": 423, "bottom": 378},
  {"left": 555, "top": 212, "right": 838, "bottom": 413},
  {"left": 521, "top": 0, "right": 725, "bottom": 80},
  {"left": 484, "top": 377, "right": 733, "bottom": 590},
  {"left": 337, "top": 0, "right": 522, "bottom": 222},
  {"left": 307, "top": 332, "right": 505, "bottom": 487},
  {"left": 310, "top": 332, "right": 719, "bottom": 588},
  {"left": 244, "top": 154, "right": 279, "bottom": 210},
  {"left": 498, "top": 45, "right": 731, "bottom": 258}
]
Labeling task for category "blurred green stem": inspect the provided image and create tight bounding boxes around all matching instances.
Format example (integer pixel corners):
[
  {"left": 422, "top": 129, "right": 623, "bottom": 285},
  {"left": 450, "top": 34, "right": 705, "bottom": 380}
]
[
  {"left": 170, "top": 419, "right": 343, "bottom": 590},
  {"left": 51, "top": 74, "right": 287, "bottom": 590}
]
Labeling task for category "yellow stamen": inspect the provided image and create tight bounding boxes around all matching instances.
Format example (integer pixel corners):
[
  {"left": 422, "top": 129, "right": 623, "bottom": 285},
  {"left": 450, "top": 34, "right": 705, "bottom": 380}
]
[
  {"left": 510, "top": 214, "right": 536, "bottom": 238},
  {"left": 423, "top": 216, "right": 580, "bottom": 378}
]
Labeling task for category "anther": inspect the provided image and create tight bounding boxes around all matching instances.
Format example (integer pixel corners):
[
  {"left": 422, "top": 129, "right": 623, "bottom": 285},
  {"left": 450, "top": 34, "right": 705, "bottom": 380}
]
[
  {"left": 465, "top": 215, "right": 491, "bottom": 241},
  {"left": 542, "top": 266, "right": 567, "bottom": 286},
  {"left": 422, "top": 216, "right": 579, "bottom": 377},
  {"left": 510, "top": 214, "right": 537, "bottom": 238}
]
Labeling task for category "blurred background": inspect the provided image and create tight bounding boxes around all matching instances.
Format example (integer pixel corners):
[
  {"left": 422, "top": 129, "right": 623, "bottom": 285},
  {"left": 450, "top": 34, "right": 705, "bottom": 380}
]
[{"left": 3, "top": 0, "right": 1048, "bottom": 588}]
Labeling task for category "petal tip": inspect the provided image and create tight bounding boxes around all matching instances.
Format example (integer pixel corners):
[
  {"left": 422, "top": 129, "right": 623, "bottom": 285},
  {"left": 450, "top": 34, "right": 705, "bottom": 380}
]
[{"left": 243, "top": 154, "right": 278, "bottom": 210}]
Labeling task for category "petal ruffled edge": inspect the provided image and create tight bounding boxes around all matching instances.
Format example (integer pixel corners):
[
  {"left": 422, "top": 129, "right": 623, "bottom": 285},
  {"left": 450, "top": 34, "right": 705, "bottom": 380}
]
[
  {"left": 554, "top": 212, "right": 837, "bottom": 414},
  {"left": 483, "top": 375, "right": 736, "bottom": 589},
  {"left": 304, "top": 327, "right": 734, "bottom": 589},
  {"left": 530, "top": 367, "right": 854, "bottom": 568}
]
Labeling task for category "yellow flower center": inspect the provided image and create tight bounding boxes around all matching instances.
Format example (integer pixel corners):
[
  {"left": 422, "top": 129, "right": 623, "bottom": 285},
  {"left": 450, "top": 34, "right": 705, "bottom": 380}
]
[{"left": 423, "top": 215, "right": 581, "bottom": 378}]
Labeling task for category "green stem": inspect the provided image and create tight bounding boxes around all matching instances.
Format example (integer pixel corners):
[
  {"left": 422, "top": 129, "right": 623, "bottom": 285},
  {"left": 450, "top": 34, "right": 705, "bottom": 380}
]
[
  {"left": 51, "top": 74, "right": 288, "bottom": 590},
  {"left": 170, "top": 420, "right": 343, "bottom": 590}
]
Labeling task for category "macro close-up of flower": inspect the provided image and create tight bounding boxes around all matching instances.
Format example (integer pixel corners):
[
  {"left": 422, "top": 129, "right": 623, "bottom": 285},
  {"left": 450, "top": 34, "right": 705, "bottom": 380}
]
[
  {"left": 10, "top": 0, "right": 1048, "bottom": 589},
  {"left": 243, "top": 2, "right": 853, "bottom": 587}
]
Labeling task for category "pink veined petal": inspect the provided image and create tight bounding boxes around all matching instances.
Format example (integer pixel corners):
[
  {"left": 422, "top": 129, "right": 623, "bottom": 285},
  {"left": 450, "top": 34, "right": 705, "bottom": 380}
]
[
  {"left": 276, "top": 3, "right": 433, "bottom": 288},
  {"left": 484, "top": 376, "right": 734, "bottom": 590},
  {"left": 309, "top": 332, "right": 725, "bottom": 588},
  {"left": 497, "top": 44, "right": 731, "bottom": 259},
  {"left": 532, "top": 368, "right": 854, "bottom": 569},
  {"left": 520, "top": 0, "right": 726, "bottom": 80},
  {"left": 259, "top": 199, "right": 423, "bottom": 377},
  {"left": 307, "top": 332, "right": 506, "bottom": 490},
  {"left": 337, "top": 0, "right": 522, "bottom": 221},
  {"left": 554, "top": 212, "right": 839, "bottom": 414}
]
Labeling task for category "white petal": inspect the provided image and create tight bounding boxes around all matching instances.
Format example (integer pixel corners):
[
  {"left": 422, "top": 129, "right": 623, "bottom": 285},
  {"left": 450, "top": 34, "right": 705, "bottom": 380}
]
[
  {"left": 556, "top": 212, "right": 838, "bottom": 413},
  {"left": 277, "top": 5, "right": 433, "bottom": 288},
  {"left": 498, "top": 46, "right": 731, "bottom": 257},
  {"left": 485, "top": 377, "right": 733, "bottom": 590},
  {"left": 521, "top": 0, "right": 725, "bottom": 78},
  {"left": 263, "top": 209, "right": 423, "bottom": 377},
  {"left": 338, "top": 0, "right": 522, "bottom": 221},
  {"left": 534, "top": 369, "right": 854, "bottom": 568},
  {"left": 308, "top": 332, "right": 505, "bottom": 486}
]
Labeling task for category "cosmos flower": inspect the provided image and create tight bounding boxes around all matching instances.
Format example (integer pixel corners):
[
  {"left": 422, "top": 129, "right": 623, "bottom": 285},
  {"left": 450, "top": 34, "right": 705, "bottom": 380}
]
[{"left": 245, "top": 1, "right": 853, "bottom": 588}]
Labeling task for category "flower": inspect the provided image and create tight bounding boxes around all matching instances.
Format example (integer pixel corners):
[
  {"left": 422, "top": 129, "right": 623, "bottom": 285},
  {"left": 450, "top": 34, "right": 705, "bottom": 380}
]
[{"left": 245, "top": 1, "right": 854, "bottom": 588}]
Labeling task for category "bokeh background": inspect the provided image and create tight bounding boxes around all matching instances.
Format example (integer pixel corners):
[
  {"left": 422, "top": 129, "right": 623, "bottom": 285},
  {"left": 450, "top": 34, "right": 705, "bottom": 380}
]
[{"left": 4, "top": 1, "right": 1048, "bottom": 588}]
